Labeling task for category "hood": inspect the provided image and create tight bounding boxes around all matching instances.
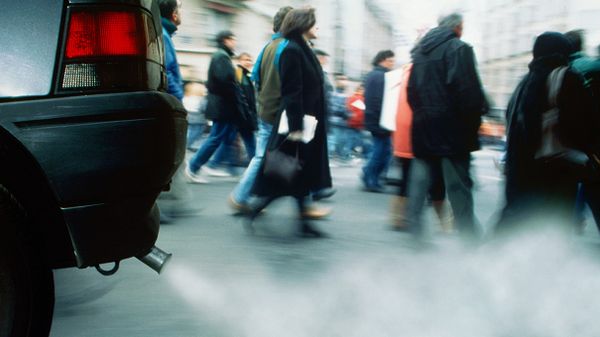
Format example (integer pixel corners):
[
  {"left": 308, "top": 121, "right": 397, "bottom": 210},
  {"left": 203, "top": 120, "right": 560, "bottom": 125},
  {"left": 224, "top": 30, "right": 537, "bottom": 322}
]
[
  {"left": 161, "top": 17, "right": 177, "bottom": 36},
  {"left": 413, "top": 27, "right": 457, "bottom": 55}
]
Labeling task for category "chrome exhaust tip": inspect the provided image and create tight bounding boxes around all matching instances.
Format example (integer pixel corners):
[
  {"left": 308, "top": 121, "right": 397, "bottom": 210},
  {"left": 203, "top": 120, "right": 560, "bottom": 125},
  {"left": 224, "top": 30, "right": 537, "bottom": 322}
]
[{"left": 137, "top": 246, "right": 172, "bottom": 274}]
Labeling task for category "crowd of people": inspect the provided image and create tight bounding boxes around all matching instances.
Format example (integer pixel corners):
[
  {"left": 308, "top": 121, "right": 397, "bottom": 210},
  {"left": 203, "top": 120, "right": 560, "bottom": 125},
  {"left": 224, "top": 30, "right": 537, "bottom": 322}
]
[{"left": 158, "top": 0, "right": 600, "bottom": 242}]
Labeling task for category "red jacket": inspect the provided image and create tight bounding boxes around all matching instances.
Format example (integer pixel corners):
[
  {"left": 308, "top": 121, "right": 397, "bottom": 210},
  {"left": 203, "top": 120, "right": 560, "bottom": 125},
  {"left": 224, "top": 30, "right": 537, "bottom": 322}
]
[
  {"left": 346, "top": 93, "right": 365, "bottom": 129},
  {"left": 393, "top": 64, "right": 414, "bottom": 158}
]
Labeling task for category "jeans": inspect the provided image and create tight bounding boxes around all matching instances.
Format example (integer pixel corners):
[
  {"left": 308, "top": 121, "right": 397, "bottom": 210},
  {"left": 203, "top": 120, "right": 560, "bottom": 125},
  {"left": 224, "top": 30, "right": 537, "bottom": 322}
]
[
  {"left": 362, "top": 134, "right": 392, "bottom": 187},
  {"left": 209, "top": 129, "right": 256, "bottom": 168},
  {"left": 186, "top": 123, "right": 205, "bottom": 150},
  {"left": 405, "top": 155, "right": 479, "bottom": 237},
  {"left": 189, "top": 121, "right": 237, "bottom": 173},
  {"left": 231, "top": 119, "right": 274, "bottom": 204}
]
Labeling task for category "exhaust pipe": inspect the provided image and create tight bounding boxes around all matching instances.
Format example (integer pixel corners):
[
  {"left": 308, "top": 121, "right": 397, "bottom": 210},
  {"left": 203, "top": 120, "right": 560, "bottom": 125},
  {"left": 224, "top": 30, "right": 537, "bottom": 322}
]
[{"left": 137, "top": 246, "right": 172, "bottom": 274}]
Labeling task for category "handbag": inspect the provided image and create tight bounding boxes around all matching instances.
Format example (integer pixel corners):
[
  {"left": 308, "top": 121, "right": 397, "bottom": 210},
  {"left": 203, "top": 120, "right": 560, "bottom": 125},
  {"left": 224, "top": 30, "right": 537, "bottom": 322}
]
[{"left": 263, "top": 141, "right": 302, "bottom": 187}]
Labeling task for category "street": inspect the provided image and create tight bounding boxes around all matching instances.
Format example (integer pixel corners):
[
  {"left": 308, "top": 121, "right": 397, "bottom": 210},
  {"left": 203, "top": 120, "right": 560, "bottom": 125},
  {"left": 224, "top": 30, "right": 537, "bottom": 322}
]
[{"left": 50, "top": 147, "right": 600, "bottom": 337}]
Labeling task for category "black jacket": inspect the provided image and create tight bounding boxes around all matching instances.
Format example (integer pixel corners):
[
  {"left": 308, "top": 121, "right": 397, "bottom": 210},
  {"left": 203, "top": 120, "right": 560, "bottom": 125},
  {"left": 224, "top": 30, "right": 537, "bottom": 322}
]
[
  {"left": 253, "top": 36, "right": 332, "bottom": 197},
  {"left": 363, "top": 66, "right": 390, "bottom": 137},
  {"left": 205, "top": 45, "right": 249, "bottom": 125},
  {"left": 408, "top": 27, "right": 487, "bottom": 157},
  {"left": 237, "top": 65, "right": 258, "bottom": 130}
]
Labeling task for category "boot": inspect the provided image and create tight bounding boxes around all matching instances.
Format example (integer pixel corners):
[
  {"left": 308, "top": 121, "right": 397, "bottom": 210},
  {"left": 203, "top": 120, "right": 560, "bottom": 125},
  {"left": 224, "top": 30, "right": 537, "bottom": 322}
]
[
  {"left": 390, "top": 196, "right": 409, "bottom": 230},
  {"left": 432, "top": 200, "right": 454, "bottom": 234}
]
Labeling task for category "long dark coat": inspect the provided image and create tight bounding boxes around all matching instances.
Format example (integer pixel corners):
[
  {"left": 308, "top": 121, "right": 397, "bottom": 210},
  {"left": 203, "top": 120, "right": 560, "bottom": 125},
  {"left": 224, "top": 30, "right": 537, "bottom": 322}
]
[
  {"left": 204, "top": 45, "right": 249, "bottom": 126},
  {"left": 496, "top": 32, "right": 600, "bottom": 232},
  {"left": 253, "top": 36, "right": 332, "bottom": 197},
  {"left": 408, "top": 27, "right": 488, "bottom": 157}
]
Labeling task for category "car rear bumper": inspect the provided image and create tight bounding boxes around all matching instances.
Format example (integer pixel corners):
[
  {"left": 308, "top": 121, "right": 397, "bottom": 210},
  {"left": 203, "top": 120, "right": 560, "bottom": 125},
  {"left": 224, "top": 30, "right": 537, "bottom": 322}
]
[{"left": 4, "top": 91, "right": 186, "bottom": 267}]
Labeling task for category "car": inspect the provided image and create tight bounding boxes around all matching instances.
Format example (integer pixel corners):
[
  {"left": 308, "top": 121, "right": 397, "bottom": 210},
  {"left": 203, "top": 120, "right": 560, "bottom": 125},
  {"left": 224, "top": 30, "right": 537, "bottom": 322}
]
[{"left": 0, "top": 1, "right": 186, "bottom": 336}]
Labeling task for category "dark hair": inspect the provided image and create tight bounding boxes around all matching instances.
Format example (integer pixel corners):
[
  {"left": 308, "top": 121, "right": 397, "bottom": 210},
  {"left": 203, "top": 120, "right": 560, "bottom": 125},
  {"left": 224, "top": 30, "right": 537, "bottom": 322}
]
[
  {"left": 372, "top": 50, "right": 395, "bottom": 67},
  {"left": 565, "top": 29, "right": 584, "bottom": 53},
  {"left": 273, "top": 6, "right": 294, "bottom": 33},
  {"left": 314, "top": 49, "right": 329, "bottom": 57},
  {"left": 158, "top": 0, "right": 178, "bottom": 18},
  {"left": 215, "top": 30, "right": 235, "bottom": 45},
  {"left": 280, "top": 8, "right": 316, "bottom": 38}
]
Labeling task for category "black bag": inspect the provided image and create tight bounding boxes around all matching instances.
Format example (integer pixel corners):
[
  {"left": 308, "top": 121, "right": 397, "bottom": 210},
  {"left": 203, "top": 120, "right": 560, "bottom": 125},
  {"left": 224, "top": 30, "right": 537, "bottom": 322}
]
[{"left": 263, "top": 142, "right": 302, "bottom": 187}]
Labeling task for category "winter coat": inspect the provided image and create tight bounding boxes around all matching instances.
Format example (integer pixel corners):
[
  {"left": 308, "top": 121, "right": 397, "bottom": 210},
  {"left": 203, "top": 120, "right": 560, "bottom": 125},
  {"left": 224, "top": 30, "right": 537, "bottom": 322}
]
[
  {"left": 236, "top": 65, "right": 258, "bottom": 130},
  {"left": 253, "top": 34, "right": 288, "bottom": 125},
  {"left": 364, "top": 66, "right": 390, "bottom": 137},
  {"left": 497, "top": 32, "right": 600, "bottom": 231},
  {"left": 408, "top": 27, "right": 488, "bottom": 157},
  {"left": 204, "top": 45, "right": 249, "bottom": 126},
  {"left": 253, "top": 35, "right": 332, "bottom": 197},
  {"left": 161, "top": 18, "right": 183, "bottom": 101},
  {"left": 393, "top": 64, "right": 414, "bottom": 159}
]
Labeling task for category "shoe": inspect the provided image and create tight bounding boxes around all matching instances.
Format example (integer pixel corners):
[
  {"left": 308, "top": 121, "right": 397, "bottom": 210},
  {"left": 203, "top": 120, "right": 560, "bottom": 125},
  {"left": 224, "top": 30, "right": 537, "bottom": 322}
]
[
  {"left": 184, "top": 165, "right": 209, "bottom": 184},
  {"left": 228, "top": 194, "right": 253, "bottom": 214},
  {"left": 202, "top": 166, "right": 232, "bottom": 177},
  {"left": 363, "top": 185, "right": 384, "bottom": 193},
  {"left": 301, "top": 205, "right": 331, "bottom": 220},
  {"left": 312, "top": 188, "right": 337, "bottom": 201},
  {"left": 299, "top": 222, "right": 327, "bottom": 238}
]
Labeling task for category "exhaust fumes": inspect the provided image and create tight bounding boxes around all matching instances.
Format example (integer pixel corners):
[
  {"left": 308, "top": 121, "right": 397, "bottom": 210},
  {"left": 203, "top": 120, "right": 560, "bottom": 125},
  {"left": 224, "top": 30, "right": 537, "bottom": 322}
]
[{"left": 166, "top": 229, "right": 600, "bottom": 337}]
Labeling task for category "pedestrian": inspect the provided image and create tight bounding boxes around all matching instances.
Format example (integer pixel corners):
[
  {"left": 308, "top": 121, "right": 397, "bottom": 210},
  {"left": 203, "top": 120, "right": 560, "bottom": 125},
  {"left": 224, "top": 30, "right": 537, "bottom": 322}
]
[
  {"left": 185, "top": 30, "right": 252, "bottom": 183},
  {"left": 157, "top": 0, "right": 197, "bottom": 223},
  {"left": 206, "top": 52, "right": 258, "bottom": 175},
  {"left": 249, "top": 7, "right": 332, "bottom": 237},
  {"left": 329, "top": 74, "right": 352, "bottom": 161},
  {"left": 564, "top": 29, "right": 600, "bottom": 233},
  {"left": 183, "top": 82, "right": 207, "bottom": 151},
  {"left": 391, "top": 63, "right": 453, "bottom": 233},
  {"left": 405, "top": 13, "right": 488, "bottom": 239},
  {"left": 346, "top": 84, "right": 371, "bottom": 159},
  {"left": 361, "top": 50, "right": 395, "bottom": 193},
  {"left": 495, "top": 32, "right": 599, "bottom": 235},
  {"left": 228, "top": 7, "right": 330, "bottom": 217}
]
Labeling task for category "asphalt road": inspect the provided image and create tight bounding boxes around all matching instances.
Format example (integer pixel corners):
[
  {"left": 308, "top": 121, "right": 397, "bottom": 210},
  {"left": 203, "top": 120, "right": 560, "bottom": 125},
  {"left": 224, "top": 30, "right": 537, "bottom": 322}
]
[{"left": 50, "top": 148, "right": 600, "bottom": 337}]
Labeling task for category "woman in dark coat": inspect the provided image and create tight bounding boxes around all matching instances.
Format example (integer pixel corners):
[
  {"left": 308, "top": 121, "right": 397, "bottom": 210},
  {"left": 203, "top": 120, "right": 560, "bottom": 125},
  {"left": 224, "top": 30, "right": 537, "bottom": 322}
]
[
  {"left": 250, "top": 8, "right": 332, "bottom": 238},
  {"left": 495, "top": 32, "right": 599, "bottom": 234}
]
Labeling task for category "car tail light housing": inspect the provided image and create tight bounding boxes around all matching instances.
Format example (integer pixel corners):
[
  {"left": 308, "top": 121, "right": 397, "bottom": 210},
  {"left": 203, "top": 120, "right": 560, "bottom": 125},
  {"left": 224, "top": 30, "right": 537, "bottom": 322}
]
[{"left": 58, "top": 7, "right": 165, "bottom": 93}]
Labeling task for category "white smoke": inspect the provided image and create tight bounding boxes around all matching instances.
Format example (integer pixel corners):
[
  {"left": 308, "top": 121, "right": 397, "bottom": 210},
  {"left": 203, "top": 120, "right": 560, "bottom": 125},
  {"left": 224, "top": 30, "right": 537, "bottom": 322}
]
[{"left": 167, "top": 230, "right": 600, "bottom": 337}]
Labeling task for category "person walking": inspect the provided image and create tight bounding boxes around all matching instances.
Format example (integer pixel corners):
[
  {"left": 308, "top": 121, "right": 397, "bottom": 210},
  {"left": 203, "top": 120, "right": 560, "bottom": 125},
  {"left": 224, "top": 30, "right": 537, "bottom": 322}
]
[
  {"left": 405, "top": 13, "right": 488, "bottom": 239},
  {"left": 361, "top": 50, "right": 396, "bottom": 193},
  {"left": 346, "top": 84, "right": 371, "bottom": 159},
  {"left": 565, "top": 29, "right": 600, "bottom": 233},
  {"left": 249, "top": 7, "right": 332, "bottom": 238},
  {"left": 228, "top": 7, "right": 330, "bottom": 218},
  {"left": 495, "top": 32, "right": 599, "bottom": 235},
  {"left": 185, "top": 30, "right": 251, "bottom": 183},
  {"left": 391, "top": 63, "right": 453, "bottom": 232},
  {"left": 183, "top": 82, "right": 207, "bottom": 151}
]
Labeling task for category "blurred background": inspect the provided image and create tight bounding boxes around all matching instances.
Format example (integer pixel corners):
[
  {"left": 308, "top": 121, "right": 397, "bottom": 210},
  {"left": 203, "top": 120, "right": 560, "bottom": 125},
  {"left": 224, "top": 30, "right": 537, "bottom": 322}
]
[{"left": 173, "top": 0, "right": 600, "bottom": 114}]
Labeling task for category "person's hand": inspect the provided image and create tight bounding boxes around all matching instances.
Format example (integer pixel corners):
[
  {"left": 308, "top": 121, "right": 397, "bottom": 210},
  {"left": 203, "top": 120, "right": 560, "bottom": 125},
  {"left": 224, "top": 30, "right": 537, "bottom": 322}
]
[{"left": 287, "top": 130, "right": 303, "bottom": 142}]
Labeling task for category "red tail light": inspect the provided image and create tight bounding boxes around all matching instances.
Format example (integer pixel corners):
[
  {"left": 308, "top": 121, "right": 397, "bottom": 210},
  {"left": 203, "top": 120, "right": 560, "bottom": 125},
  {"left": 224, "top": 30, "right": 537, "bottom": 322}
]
[
  {"left": 65, "top": 11, "right": 146, "bottom": 59},
  {"left": 59, "top": 7, "right": 164, "bottom": 93}
]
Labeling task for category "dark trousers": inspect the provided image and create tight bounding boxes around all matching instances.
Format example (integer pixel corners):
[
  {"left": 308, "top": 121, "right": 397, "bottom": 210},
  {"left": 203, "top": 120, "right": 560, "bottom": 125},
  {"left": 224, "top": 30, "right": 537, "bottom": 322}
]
[{"left": 406, "top": 154, "right": 478, "bottom": 237}]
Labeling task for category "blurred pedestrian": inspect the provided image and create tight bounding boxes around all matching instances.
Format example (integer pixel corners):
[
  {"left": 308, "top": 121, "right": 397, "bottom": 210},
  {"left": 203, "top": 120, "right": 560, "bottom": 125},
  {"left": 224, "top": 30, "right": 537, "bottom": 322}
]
[
  {"left": 391, "top": 63, "right": 453, "bottom": 232},
  {"left": 228, "top": 6, "right": 295, "bottom": 213},
  {"left": 185, "top": 31, "right": 253, "bottom": 183},
  {"left": 250, "top": 7, "right": 332, "bottom": 238},
  {"left": 406, "top": 13, "right": 488, "bottom": 239},
  {"left": 495, "top": 32, "right": 599, "bottom": 235},
  {"left": 183, "top": 82, "right": 207, "bottom": 151},
  {"left": 361, "top": 50, "right": 395, "bottom": 193},
  {"left": 346, "top": 84, "right": 371, "bottom": 159},
  {"left": 157, "top": 0, "right": 198, "bottom": 222},
  {"left": 207, "top": 52, "right": 258, "bottom": 174},
  {"left": 565, "top": 29, "right": 600, "bottom": 233},
  {"left": 329, "top": 74, "right": 352, "bottom": 161}
]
